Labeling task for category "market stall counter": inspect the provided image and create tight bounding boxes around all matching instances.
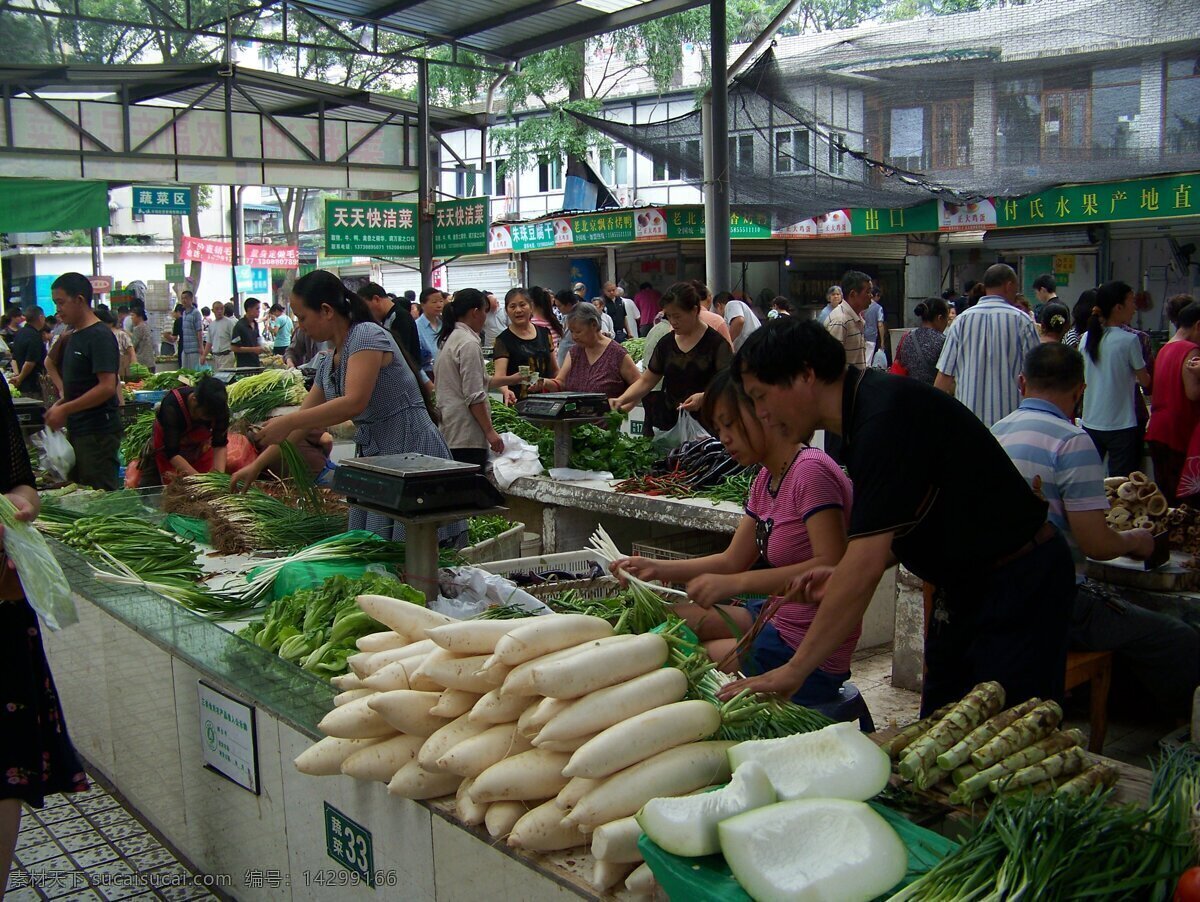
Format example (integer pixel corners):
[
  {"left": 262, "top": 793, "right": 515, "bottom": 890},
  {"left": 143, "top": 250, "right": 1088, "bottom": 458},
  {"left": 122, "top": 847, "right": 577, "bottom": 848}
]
[{"left": 40, "top": 541, "right": 637, "bottom": 901}]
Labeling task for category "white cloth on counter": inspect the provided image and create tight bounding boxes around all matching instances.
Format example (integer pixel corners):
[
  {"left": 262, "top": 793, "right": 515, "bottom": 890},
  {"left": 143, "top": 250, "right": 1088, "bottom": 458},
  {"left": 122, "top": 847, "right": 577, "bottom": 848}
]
[
  {"left": 490, "top": 431, "right": 544, "bottom": 490},
  {"left": 549, "top": 467, "right": 614, "bottom": 482}
]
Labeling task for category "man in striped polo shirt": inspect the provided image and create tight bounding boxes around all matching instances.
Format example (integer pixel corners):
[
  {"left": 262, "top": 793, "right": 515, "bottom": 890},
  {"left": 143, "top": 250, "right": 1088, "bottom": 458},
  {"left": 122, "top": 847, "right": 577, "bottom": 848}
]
[
  {"left": 993, "top": 343, "right": 1198, "bottom": 715},
  {"left": 935, "top": 263, "right": 1040, "bottom": 427},
  {"left": 824, "top": 270, "right": 871, "bottom": 368}
]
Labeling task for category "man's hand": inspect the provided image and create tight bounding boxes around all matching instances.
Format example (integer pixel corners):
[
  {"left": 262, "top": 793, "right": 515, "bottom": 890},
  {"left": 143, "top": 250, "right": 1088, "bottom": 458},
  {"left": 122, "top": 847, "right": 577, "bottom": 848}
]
[
  {"left": 686, "top": 573, "right": 736, "bottom": 609},
  {"left": 0, "top": 491, "right": 37, "bottom": 561},
  {"left": 1122, "top": 527, "right": 1156, "bottom": 561},
  {"left": 486, "top": 430, "right": 505, "bottom": 454},
  {"left": 715, "top": 661, "right": 808, "bottom": 702},
  {"left": 44, "top": 403, "right": 67, "bottom": 432}
]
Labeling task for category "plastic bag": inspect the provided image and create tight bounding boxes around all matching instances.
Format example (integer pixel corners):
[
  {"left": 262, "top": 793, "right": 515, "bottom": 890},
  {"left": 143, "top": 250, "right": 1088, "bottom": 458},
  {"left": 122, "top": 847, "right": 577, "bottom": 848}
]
[
  {"left": 549, "top": 467, "right": 614, "bottom": 482},
  {"left": 429, "top": 566, "right": 552, "bottom": 619},
  {"left": 0, "top": 497, "right": 77, "bottom": 630},
  {"left": 652, "top": 409, "right": 710, "bottom": 451},
  {"left": 33, "top": 428, "right": 75, "bottom": 482},
  {"left": 491, "top": 431, "right": 544, "bottom": 490}
]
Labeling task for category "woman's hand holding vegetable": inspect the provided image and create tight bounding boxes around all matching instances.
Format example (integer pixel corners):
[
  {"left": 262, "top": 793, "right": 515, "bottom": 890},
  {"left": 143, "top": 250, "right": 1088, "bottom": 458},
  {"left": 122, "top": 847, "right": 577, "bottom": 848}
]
[
  {"left": 609, "top": 556, "right": 662, "bottom": 585},
  {"left": 500, "top": 387, "right": 518, "bottom": 406},
  {"left": 686, "top": 573, "right": 739, "bottom": 608},
  {"left": 715, "top": 660, "right": 808, "bottom": 702},
  {"left": 228, "top": 463, "right": 263, "bottom": 494},
  {"left": 255, "top": 412, "right": 297, "bottom": 447}
]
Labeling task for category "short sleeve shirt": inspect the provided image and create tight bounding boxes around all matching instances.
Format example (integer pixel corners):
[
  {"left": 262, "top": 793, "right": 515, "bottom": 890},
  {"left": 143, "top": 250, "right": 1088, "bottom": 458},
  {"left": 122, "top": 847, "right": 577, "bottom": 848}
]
[
  {"left": 841, "top": 368, "right": 1048, "bottom": 584},
  {"left": 1079, "top": 327, "right": 1146, "bottom": 431},
  {"left": 647, "top": 326, "right": 734, "bottom": 409},
  {"left": 724, "top": 300, "right": 761, "bottom": 352},
  {"left": 61, "top": 321, "right": 121, "bottom": 436},
  {"left": 273, "top": 315, "right": 294, "bottom": 348},
  {"left": 180, "top": 307, "right": 204, "bottom": 353},
  {"left": 825, "top": 301, "right": 867, "bottom": 367},
  {"left": 862, "top": 301, "right": 884, "bottom": 343},
  {"left": 11, "top": 323, "right": 46, "bottom": 384},
  {"left": 492, "top": 326, "right": 555, "bottom": 377},
  {"left": 156, "top": 387, "right": 229, "bottom": 459},
  {"left": 433, "top": 323, "right": 490, "bottom": 450},
  {"left": 992, "top": 398, "right": 1108, "bottom": 582},
  {"left": 206, "top": 317, "right": 234, "bottom": 355},
  {"left": 231, "top": 317, "right": 260, "bottom": 368}
]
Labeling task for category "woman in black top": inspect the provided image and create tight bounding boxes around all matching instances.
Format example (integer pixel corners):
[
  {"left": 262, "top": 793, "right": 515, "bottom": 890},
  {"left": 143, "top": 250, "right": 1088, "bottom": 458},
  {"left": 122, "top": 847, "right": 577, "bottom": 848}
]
[
  {"left": 493, "top": 288, "right": 559, "bottom": 405},
  {"left": 612, "top": 281, "right": 734, "bottom": 434},
  {"left": 0, "top": 379, "right": 89, "bottom": 885},
  {"left": 141, "top": 376, "right": 230, "bottom": 485},
  {"left": 894, "top": 298, "right": 950, "bottom": 385}
]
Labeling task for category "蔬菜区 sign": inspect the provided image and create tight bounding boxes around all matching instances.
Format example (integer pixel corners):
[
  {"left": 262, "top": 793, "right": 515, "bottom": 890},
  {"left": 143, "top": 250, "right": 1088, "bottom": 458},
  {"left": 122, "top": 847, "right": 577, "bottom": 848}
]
[
  {"left": 326, "top": 199, "right": 418, "bottom": 256},
  {"left": 434, "top": 198, "right": 490, "bottom": 257},
  {"left": 197, "top": 682, "right": 258, "bottom": 793},
  {"left": 133, "top": 185, "right": 192, "bottom": 216}
]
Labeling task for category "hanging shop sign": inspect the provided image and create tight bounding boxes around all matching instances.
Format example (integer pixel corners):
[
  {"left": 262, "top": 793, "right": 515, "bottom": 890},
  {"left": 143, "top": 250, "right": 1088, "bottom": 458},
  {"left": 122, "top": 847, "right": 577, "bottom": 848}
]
[
  {"left": 995, "top": 172, "right": 1199, "bottom": 230},
  {"left": 133, "top": 185, "right": 192, "bottom": 216},
  {"left": 180, "top": 237, "right": 300, "bottom": 268},
  {"left": 197, "top": 682, "right": 259, "bottom": 794},
  {"left": 88, "top": 275, "right": 113, "bottom": 295},
  {"left": 572, "top": 210, "right": 636, "bottom": 245},
  {"left": 855, "top": 201, "right": 941, "bottom": 235},
  {"left": 325, "top": 198, "right": 418, "bottom": 256},
  {"left": 938, "top": 199, "right": 997, "bottom": 231},
  {"left": 234, "top": 266, "right": 269, "bottom": 294},
  {"left": 433, "top": 198, "right": 490, "bottom": 257},
  {"left": 164, "top": 263, "right": 185, "bottom": 281},
  {"left": 324, "top": 803, "right": 376, "bottom": 886},
  {"left": 508, "top": 220, "right": 557, "bottom": 252}
]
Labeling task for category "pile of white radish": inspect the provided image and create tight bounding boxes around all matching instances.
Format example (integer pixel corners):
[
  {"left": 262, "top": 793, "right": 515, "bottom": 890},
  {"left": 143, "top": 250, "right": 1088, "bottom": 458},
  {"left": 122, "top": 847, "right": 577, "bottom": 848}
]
[{"left": 294, "top": 596, "right": 752, "bottom": 897}]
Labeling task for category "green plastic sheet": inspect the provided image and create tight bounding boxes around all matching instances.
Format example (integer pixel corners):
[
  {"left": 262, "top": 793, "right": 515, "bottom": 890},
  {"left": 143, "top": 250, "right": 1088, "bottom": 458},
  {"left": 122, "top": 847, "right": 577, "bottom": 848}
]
[{"left": 0, "top": 178, "right": 110, "bottom": 232}]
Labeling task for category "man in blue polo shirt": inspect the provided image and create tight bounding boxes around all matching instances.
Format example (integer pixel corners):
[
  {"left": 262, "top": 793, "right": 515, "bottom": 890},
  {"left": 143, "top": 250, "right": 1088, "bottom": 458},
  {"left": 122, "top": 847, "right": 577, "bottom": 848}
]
[{"left": 993, "top": 343, "right": 1198, "bottom": 716}]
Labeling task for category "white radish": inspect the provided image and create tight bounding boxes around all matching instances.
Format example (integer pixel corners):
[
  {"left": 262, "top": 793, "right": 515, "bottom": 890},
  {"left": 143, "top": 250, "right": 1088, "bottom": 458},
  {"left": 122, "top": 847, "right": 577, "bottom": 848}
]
[
  {"left": 346, "top": 651, "right": 375, "bottom": 679},
  {"left": 591, "top": 817, "right": 644, "bottom": 864},
  {"left": 404, "top": 656, "right": 442, "bottom": 692},
  {"left": 334, "top": 688, "right": 375, "bottom": 707},
  {"left": 430, "top": 689, "right": 483, "bottom": 718},
  {"left": 426, "top": 620, "right": 524, "bottom": 655},
  {"left": 526, "top": 697, "right": 572, "bottom": 734},
  {"left": 340, "top": 735, "right": 424, "bottom": 783},
  {"left": 367, "top": 690, "right": 446, "bottom": 736},
  {"left": 563, "top": 700, "right": 721, "bottom": 779},
  {"left": 386, "top": 760, "right": 462, "bottom": 799},
  {"left": 566, "top": 741, "right": 736, "bottom": 828},
  {"left": 318, "top": 696, "right": 397, "bottom": 740},
  {"left": 329, "top": 673, "right": 364, "bottom": 691},
  {"left": 537, "top": 667, "right": 689, "bottom": 744},
  {"left": 625, "top": 863, "right": 656, "bottom": 896},
  {"left": 508, "top": 799, "right": 588, "bottom": 852},
  {"left": 436, "top": 723, "right": 534, "bottom": 777},
  {"left": 294, "top": 737, "right": 383, "bottom": 776},
  {"left": 516, "top": 698, "right": 548, "bottom": 736},
  {"left": 501, "top": 635, "right": 635, "bottom": 697},
  {"left": 485, "top": 801, "right": 531, "bottom": 839},
  {"left": 455, "top": 777, "right": 489, "bottom": 826},
  {"left": 470, "top": 749, "right": 572, "bottom": 803},
  {"left": 363, "top": 641, "right": 436, "bottom": 675},
  {"left": 361, "top": 660, "right": 412, "bottom": 692},
  {"left": 535, "top": 733, "right": 598, "bottom": 753},
  {"left": 591, "top": 860, "right": 635, "bottom": 892},
  {"left": 356, "top": 630, "right": 406, "bottom": 653},
  {"left": 415, "top": 653, "right": 500, "bottom": 694},
  {"left": 469, "top": 689, "right": 535, "bottom": 725},
  {"left": 555, "top": 776, "right": 599, "bottom": 811},
  {"left": 418, "top": 713, "right": 491, "bottom": 771},
  {"left": 531, "top": 633, "right": 669, "bottom": 699},
  {"left": 491, "top": 614, "right": 615, "bottom": 667},
  {"left": 356, "top": 594, "right": 455, "bottom": 639}
]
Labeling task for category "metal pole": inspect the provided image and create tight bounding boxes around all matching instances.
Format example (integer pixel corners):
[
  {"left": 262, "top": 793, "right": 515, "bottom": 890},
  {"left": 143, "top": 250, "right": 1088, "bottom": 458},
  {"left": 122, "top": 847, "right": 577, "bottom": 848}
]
[
  {"left": 229, "top": 184, "right": 240, "bottom": 312},
  {"left": 417, "top": 58, "right": 433, "bottom": 287},
  {"left": 90, "top": 227, "right": 103, "bottom": 278},
  {"left": 706, "top": 0, "right": 731, "bottom": 293}
]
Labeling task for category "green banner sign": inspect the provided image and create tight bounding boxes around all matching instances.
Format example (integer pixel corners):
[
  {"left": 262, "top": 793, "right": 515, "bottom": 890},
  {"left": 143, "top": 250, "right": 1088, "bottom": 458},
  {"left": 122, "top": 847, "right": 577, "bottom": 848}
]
[
  {"left": 134, "top": 185, "right": 192, "bottom": 216},
  {"left": 665, "top": 206, "right": 705, "bottom": 239},
  {"left": 572, "top": 210, "right": 636, "bottom": 245},
  {"left": 852, "top": 201, "right": 940, "bottom": 234},
  {"left": 316, "top": 255, "right": 358, "bottom": 268},
  {"left": 164, "top": 263, "right": 185, "bottom": 281},
  {"left": 997, "top": 173, "right": 1199, "bottom": 229},
  {"left": 730, "top": 210, "right": 773, "bottom": 238},
  {"left": 509, "top": 219, "right": 558, "bottom": 252},
  {"left": 434, "top": 197, "right": 490, "bottom": 256},
  {"left": 324, "top": 803, "right": 375, "bottom": 887},
  {"left": 325, "top": 198, "right": 418, "bottom": 256}
]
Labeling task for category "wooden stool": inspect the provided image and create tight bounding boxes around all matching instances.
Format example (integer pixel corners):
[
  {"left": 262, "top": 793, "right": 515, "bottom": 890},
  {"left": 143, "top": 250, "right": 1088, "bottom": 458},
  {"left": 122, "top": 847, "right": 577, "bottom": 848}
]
[{"left": 1064, "top": 650, "right": 1113, "bottom": 753}]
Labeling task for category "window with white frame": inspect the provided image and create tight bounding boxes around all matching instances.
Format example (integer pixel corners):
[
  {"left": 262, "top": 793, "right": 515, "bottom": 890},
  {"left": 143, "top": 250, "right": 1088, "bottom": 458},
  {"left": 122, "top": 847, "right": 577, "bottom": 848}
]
[
  {"left": 599, "top": 146, "right": 630, "bottom": 185},
  {"left": 827, "top": 131, "right": 846, "bottom": 176},
  {"left": 774, "top": 129, "right": 810, "bottom": 173},
  {"left": 652, "top": 140, "right": 701, "bottom": 182},
  {"left": 537, "top": 156, "right": 563, "bottom": 192},
  {"left": 454, "top": 166, "right": 478, "bottom": 197}
]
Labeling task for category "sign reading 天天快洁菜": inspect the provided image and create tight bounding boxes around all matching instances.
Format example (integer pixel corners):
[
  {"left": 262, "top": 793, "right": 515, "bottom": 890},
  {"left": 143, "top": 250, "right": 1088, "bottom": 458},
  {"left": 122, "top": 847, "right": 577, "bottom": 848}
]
[
  {"left": 433, "top": 198, "right": 490, "bottom": 256},
  {"left": 134, "top": 185, "right": 192, "bottom": 216},
  {"left": 197, "top": 682, "right": 258, "bottom": 794},
  {"left": 995, "top": 173, "right": 1199, "bottom": 229},
  {"left": 325, "top": 199, "right": 418, "bottom": 256}
]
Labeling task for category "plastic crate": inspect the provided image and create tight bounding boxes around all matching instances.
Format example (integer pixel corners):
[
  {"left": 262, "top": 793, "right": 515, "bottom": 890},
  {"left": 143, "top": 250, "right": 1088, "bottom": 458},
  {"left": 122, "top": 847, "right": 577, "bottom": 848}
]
[
  {"left": 479, "top": 549, "right": 616, "bottom": 601},
  {"left": 134, "top": 389, "right": 168, "bottom": 404},
  {"left": 632, "top": 530, "right": 727, "bottom": 561},
  {"left": 120, "top": 400, "right": 155, "bottom": 426},
  {"left": 460, "top": 521, "right": 525, "bottom": 565}
]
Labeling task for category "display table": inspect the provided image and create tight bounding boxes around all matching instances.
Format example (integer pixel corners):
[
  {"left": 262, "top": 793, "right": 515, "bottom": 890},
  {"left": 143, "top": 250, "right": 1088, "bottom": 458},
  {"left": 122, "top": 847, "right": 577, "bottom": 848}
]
[{"left": 40, "top": 543, "right": 626, "bottom": 902}]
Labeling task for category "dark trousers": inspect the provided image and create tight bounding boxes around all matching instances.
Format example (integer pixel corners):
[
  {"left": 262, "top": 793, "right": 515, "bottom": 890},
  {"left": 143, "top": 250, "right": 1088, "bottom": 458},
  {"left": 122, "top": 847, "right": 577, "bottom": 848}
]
[
  {"left": 451, "top": 448, "right": 489, "bottom": 468},
  {"left": 921, "top": 532, "right": 1076, "bottom": 716},
  {"left": 1148, "top": 441, "right": 1186, "bottom": 505},
  {"left": 1084, "top": 426, "right": 1143, "bottom": 478},
  {"left": 69, "top": 430, "right": 122, "bottom": 491},
  {"left": 1071, "top": 581, "right": 1200, "bottom": 715}
]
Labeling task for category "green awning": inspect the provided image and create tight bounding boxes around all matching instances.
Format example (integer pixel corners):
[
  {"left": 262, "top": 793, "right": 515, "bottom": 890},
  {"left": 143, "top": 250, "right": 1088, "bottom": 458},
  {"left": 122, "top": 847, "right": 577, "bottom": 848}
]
[{"left": 0, "top": 179, "right": 109, "bottom": 232}]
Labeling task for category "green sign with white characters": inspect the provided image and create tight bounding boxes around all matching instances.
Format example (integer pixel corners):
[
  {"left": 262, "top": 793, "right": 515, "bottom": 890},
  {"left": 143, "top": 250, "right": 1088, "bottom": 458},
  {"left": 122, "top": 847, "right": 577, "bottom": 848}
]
[
  {"left": 572, "top": 210, "right": 636, "bottom": 245},
  {"left": 325, "top": 199, "right": 419, "bottom": 256},
  {"left": 996, "top": 173, "right": 1200, "bottom": 229},
  {"left": 324, "top": 803, "right": 375, "bottom": 886},
  {"left": 434, "top": 197, "right": 490, "bottom": 256}
]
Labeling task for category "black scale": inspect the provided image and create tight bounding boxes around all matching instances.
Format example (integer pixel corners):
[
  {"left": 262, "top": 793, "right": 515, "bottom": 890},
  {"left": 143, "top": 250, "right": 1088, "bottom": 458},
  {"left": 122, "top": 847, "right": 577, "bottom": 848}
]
[
  {"left": 211, "top": 367, "right": 265, "bottom": 385},
  {"left": 332, "top": 453, "right": 504, "bottom": 517},
  {"left": 516, "top": 392, "right": 609, "bottom": 420},
  {"left": 12, "top": 397, "right": 44, "bottom": 428}
]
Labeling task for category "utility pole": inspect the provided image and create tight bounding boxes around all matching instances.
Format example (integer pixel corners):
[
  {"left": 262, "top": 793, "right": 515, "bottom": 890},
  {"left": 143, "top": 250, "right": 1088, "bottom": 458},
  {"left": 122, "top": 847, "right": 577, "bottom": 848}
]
[{"left": 704, "top": 0, "right": 731, "bottom": 292}]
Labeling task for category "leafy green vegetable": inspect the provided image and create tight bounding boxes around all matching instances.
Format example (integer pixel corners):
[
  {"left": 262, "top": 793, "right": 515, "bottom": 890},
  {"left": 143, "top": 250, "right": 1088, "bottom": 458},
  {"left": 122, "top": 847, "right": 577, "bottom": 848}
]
[
  {"left": 142, "top": 368, "right": 206, "bottom": 390},
  {"left": 120, "top": 410, "right": 156, "bottom": 466},
  {"left": 226, "top": 369, "right": 306, "bottom": 422},
  {"left": 468, "top": 515, "right": 513, "bottom": 545},
  {"left": 489, "top": 400, "right": 657, "bottom": 478},
  {"left": 127, "top": 362, "right": 153, "bottom": 383},
  {"left": 623, "top": 337, "right": 646, "bottom": 363}
]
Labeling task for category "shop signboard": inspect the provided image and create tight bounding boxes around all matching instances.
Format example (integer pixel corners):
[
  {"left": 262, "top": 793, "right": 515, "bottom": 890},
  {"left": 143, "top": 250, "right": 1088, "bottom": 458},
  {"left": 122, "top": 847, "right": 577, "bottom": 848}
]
[
  {"left": 730, "top": 210, "right": 773, "bottom": 238},
  {"left": 854, "top": 201, "right": 940, "bottom": 235},
  {"left": 814, "top": 210, "right": 853, "bottom": 237},
  {"left": 133, "top": 185, "right": 192, "bottom": 216},
  {"left": 996, "top": 173, "right": 1200, "bottom": 229},
  {"left": 180, "top": 237, "right": 299, "bottom": 268},
  {"left": 939, "top": 199, "right": 996, "bottom": 231},
  {"left": 164, "top": 263, "right": 185, "bottom": 281},
  {"left": 88, "top": 275, "right": 113, "bottom": 295},
  {"left": 234, "top": 266, "right": 268, "bottom": 293},
  {"left": 324, "top": 803, "right": 375, "bottom": 886},
  {"left": 509, "top": 220, "right": 557, "bottom": 252},
  {"left": 434, "top": 197, "right": 490, "bottom": 256},
  {"left": 553, "top": 218, "right": 575, "bottom": 247},
  {"left": 197, "top": 682, "right": 258, "bottom": 793},
  {"left": 325, "top": 198, "right": 418, "bottom": 256},
  {"left": 634, "top": 208, "right": 668, "bottom": 240},
  {"left": 665, "top": 206, "right": 705, "bottom": 240},
  {"left": 488, "top": 224, "right": 513, "bottom": 254},
  {"left": 572, "top": 210, "right": 636, "bottom": 245}
]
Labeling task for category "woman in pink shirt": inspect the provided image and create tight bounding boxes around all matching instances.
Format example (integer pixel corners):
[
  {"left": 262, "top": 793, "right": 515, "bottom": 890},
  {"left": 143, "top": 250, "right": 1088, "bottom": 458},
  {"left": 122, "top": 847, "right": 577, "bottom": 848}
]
[{"left": 611, "top": 369, "right": 859, "bottom": 706}]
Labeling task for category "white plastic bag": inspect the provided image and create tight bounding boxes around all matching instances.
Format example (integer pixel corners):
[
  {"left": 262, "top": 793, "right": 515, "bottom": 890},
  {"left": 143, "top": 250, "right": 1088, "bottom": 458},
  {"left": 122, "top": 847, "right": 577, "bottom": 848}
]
[
  {"left": 549, "top": 467, "right": 613, "bottom": 482},
  {"left": 33, "top": 428, "right": 75, "bottom": 482},
  {"left": 429, "top": 566, "right": 553, "bottom": 619},
  {"left": 0, "top": 496, "right": 77, "bottom": 630},
  {"left": 490, "top": 431, "right": 544, "bottom": 490},
  {"left": 652, "top": 409, "right": 710, "bottom": 451}
]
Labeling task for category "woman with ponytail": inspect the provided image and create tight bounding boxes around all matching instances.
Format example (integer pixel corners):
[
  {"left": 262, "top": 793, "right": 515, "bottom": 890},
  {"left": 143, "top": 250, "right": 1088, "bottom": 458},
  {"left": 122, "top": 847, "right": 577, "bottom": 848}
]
[
  {"left": 434, "top": 288, "right": 509, "bottom": 466},
  {"left": 894, "top": 297, "right": 949, "bottom": 384},
  {"left": 230, "top": 269, "right": 465, "bottom": 546},
  {"left": 1079, "top": 280, "right": 1151, "bottom": 477}
]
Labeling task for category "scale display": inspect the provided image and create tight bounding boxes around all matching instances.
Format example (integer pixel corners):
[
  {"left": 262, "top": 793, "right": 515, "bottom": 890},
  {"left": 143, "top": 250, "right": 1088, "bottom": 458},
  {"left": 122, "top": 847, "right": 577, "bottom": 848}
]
[
  {"left": 332, "top": 453, "right": 504, "bottom": 517},
  {"left": 517, "top": 392, "right": 609, "bottom": 420}
]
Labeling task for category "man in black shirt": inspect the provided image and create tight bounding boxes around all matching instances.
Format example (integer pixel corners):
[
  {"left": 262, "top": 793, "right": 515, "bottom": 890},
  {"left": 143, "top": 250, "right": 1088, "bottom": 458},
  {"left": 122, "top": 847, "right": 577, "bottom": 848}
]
[
  {"left": 358, "top": 282, "right": 421, "bottom": 364},
  {"left": 11, "top": 305, "right": 46, "bottom": 399},
  {"left": 45, "top": 272, "right": 122, "bottom": 490},
  {"left": 231, "top": 297, "right": 264, "bottom": 369},
  {"left": 720, "top": 318, "right": 1076, "bottom": 714}
]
